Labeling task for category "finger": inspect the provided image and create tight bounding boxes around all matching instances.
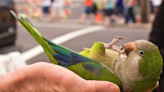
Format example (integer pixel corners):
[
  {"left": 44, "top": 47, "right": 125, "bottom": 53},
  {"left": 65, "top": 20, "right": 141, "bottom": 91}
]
[
  {"left": 85, "top": 80, "right": 120, "bottom": 92},
  {"left": 146, "top": 81, "right": 159, "bottom": 92}
]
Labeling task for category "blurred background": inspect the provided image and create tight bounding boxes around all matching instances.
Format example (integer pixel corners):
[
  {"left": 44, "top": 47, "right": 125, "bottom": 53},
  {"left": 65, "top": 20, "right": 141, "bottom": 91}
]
[{"left": 0, "top": 0, "right": 162, "bottom": 73}]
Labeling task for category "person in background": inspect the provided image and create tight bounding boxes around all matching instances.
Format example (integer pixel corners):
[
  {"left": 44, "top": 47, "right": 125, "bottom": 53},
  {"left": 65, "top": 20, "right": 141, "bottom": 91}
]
[
  {"left": 123, "top": 0, "right": 137, "bottom": 24},
  {"left": 152, "top": 0, "right": 162, "bottom": 13},
  {"left": 79, "top": 0, "right": 95, "bottom": 24},
  {"left": 114, "top": 0, "right": 125, "bottom": 25},
  {"left": 38, "top": 0, "right": 52, "bottom": 22},
  {"left": 115, "top": 0, "right": 123, "bottom": 16},
  {"left": 150, "top": 0, "right": 162, "bottom": 23},
  {"left": 96, "top": 0, "right": 104, "bottom": 10},
  {"left": 51, "top": 0, "right": 67, "bottom": 22},
  {"left": 103, "top": 0, "right": 116, "bottom": 26},
  {"left": 92, "top": 0, "right": 98, "bottom": 15},
  {"left": 133, "top": 0, "right": 141, "bottom": 23},
  {"left": 149, "top": 1, "right": 164, "bottom": 92}
]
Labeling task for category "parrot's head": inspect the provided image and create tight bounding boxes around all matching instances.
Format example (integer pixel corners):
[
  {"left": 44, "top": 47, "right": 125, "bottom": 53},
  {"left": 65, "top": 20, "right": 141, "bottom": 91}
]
[{"left": 124, "top": 40, "right": 163, "bottom": 90}]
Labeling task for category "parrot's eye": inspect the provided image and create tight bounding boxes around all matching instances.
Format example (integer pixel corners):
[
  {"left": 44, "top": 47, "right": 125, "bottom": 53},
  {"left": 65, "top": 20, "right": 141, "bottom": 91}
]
[{"left": 138, "top": 50, "right": 145, "bottom": 56}]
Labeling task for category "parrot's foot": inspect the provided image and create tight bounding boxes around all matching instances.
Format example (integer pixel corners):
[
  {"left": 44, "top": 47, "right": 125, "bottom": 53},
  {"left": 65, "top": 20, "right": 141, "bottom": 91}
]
[
  {"left": 113, "top": 45, "right": 126, "bottom": 54},
  {"left": 103, "top": 36, "right": 123, "bottom": 49},
  {"left": 103, "top": 36, "right": 125, "bottom": 54}
]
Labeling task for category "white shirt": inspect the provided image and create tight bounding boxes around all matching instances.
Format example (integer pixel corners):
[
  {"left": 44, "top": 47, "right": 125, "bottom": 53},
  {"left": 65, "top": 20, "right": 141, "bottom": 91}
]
[
  {"left": 152, "top": 0, "right": 162, "bottom": 7},
  {"left": 42, "top": 0, "right": 51, "bottom": 7},
  {"left": 52, "top": 0, "right": 64, "bottom": 8}
]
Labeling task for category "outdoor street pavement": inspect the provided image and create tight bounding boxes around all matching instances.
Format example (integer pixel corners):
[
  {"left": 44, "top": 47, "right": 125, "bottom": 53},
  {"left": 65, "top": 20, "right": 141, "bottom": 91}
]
[{"left": 1, "top": 0, "right": 153, "bottom": 65}]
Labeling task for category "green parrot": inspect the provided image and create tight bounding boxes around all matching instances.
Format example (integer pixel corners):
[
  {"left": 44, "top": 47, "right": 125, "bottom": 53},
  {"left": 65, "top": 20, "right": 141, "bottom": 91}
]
[{"left": 11, "top": 11, "right": 163, "bottom": 92}]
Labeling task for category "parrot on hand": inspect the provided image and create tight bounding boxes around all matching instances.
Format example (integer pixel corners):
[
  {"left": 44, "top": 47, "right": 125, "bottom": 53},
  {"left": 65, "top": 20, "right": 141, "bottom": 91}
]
[{"left": 11, "top": 11, "right": 163, "bottom": 92}]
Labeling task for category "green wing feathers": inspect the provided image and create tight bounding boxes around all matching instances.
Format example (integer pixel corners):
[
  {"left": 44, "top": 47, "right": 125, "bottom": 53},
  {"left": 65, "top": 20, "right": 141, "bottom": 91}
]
[{"left": 67, "top": 62, "right": 121, "bottom": 87}]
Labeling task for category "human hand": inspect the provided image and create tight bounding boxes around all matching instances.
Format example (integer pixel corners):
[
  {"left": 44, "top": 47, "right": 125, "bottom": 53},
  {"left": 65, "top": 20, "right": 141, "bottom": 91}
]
[
  {"left": 0, "top": 62, "right": 120, "bottom": 92},
  {"left": 0, "top": 62, "right": 159, "bottom": 92}
]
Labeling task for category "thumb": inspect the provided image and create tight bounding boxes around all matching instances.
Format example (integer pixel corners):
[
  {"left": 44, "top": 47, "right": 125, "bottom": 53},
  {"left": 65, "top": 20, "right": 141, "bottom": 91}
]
[{"left": 85, "top": 80, "right": 120, "bottom": 92}]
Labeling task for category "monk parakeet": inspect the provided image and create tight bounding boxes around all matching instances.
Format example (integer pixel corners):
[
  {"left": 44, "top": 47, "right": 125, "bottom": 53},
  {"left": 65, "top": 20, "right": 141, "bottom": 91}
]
[{"left": 11, "top": 11, "right": 163, "bottom": 92}]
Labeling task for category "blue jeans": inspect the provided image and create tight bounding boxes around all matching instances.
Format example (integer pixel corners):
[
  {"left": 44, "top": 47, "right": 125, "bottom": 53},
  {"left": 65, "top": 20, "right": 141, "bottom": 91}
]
[
  {"left": 84, "top": 7, "right": 92, "bottom": 14},
  {"left": 123, "top": 6, "right": 136, "bottom": 23}
]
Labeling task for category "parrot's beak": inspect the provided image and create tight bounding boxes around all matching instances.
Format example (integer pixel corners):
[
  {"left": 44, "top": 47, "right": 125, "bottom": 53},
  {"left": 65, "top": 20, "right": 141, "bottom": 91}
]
[{"left": 124, "top": 42, "right": 136, "bottom": 56}]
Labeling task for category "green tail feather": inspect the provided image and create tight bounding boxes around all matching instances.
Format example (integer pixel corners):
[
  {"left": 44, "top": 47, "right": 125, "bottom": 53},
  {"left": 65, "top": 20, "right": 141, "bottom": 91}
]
[{"left": 10, "top": 11, "right": 58, "bottom": 64}]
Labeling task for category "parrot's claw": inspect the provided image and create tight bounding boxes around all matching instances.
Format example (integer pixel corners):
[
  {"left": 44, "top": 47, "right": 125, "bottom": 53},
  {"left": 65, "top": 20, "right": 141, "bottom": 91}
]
[
  {"left": 114, "top": 36, "right": 124, "bottom": 41},
  {"left": 113, "top": 45, "right": 125, "bottom": 54},
  {"left": 103, "top": 36, "right": 126, "bottom": 55},
  {"left": 113, "top": 36, "right": 124, "bottom": 44},
  {"left": 103, "top": 36, "right": 124, "bottom": 49}
]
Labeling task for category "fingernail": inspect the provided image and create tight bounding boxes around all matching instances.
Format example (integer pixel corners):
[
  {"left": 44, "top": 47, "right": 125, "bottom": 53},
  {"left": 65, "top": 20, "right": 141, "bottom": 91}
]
[{"left": 108, "top": 85, "right": 120, "bottom": 92}]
